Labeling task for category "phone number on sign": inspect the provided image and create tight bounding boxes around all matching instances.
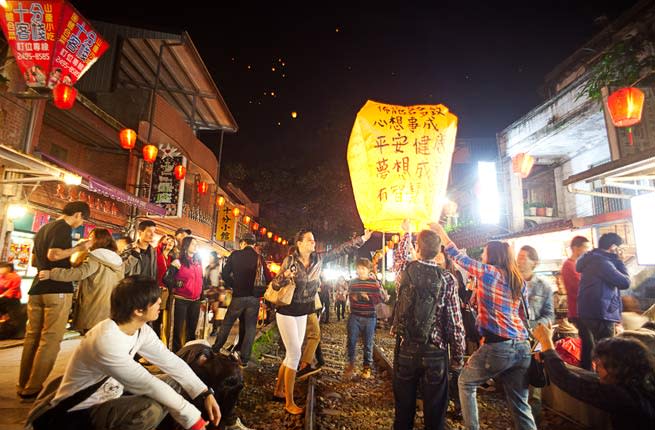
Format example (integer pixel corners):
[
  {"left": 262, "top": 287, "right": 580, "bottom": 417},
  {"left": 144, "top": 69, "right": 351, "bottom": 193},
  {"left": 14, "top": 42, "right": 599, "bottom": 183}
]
[{"left": 16, "top": 52, "right": 50, "bottom": 61}]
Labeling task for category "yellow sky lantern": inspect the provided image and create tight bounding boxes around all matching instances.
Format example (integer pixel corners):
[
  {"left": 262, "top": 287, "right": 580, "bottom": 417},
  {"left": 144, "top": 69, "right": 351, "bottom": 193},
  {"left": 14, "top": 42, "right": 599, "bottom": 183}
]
[{"left": 347, "top": 100, "right": 458, "bottom": 232}]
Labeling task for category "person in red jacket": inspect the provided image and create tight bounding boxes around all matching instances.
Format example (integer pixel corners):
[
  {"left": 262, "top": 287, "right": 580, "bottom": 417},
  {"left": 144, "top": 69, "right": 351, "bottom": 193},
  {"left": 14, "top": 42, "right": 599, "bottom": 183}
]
[
  {"left": 0, "top": 262, "right": 23, "bottom": 339},
  {"left": 560, "top": 236, "right": 590, "bottom": 326}
]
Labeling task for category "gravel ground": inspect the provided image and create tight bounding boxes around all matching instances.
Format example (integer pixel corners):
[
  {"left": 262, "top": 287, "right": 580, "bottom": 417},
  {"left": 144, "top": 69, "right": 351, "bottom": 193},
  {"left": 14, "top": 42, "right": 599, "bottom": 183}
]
[{"left": 232, "top": 318, "right": 585, "bottom": 430}]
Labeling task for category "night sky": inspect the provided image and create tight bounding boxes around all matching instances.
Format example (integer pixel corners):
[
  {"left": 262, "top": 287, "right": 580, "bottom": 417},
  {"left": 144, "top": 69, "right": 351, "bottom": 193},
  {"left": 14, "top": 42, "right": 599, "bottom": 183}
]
[{"left": 74, "top": 1, "right": 639, "bottom": 177}]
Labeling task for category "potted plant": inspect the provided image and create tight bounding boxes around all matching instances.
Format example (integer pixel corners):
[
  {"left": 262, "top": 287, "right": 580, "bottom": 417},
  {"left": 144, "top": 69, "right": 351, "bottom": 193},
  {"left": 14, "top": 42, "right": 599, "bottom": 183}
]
[
  {"left": 545, "top": 206, "right": 553, "bottom": 217},
  {"left": 529, "top": 203, "right": 537, "bottom": 216},
  {"left": 535, "top": 202, "right": 546, "bottom": 217}
]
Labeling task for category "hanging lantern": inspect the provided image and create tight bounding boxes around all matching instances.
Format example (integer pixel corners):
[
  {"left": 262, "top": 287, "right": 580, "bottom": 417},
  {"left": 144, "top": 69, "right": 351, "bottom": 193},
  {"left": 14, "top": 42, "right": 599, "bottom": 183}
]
[
  {"left": 260, "top": 227, "right": 267, "bottom": 235},
  {"left": 512, "top": 153, "right": 534, "bottom": 179},
  {"left": 233, "top": 207, "right": 240, "bottom": 217},
  {"left": 142, "top": 144, "right": 158, "bottom": 163},
  {"left": 217, "top": 196, "right": 225, "bottom": 206},
  {"left": 277, "top": 237, "right": 282, "bottom": 243},
  {"left": 173, "top": 164, "right": 186, "bottom": 181},
  {"left": 197, "top": 181, "right": 208, "bottom": 194},
  {"left": 267, "top": 231, "right": 273, "bottom": 239},
  {"left": 282, "top": 240, "right": 288, "bottom": 246},
  {"left": 244, "top": 215, "right": 251, "bottom": 224},
  {"left": 607, "top": 87, "right": 645, "bottom": 145},
  {"left": 273, "top": 235, "right": 279, "bottom": 242},
  {"left": 252, "top": 222, "right": 259, "bottom": 231},
  {"left": 52, "top": 83, "right": 77, "bottom": 110},
  {"left": 347, "top": 101, "right": 458, "bottom": 232},
  {"left": 119, "top": 128, "right": 137, "bottom": 150},
  {"left": 443, "top": 199, "right": 458, "bottom": 217}
]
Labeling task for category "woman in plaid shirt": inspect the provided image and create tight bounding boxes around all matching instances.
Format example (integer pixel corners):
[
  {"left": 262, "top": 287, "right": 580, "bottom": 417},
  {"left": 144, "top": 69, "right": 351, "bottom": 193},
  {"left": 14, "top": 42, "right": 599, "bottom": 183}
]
[{"left": 430, "top": 223, "right": 536, "bottom": 430}]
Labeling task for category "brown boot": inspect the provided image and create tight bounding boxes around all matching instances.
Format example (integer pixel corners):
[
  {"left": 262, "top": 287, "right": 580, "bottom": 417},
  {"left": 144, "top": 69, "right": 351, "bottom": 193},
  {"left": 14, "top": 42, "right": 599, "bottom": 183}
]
[{"left": 343, "top": 363, "right": 355, "bottom": 380}]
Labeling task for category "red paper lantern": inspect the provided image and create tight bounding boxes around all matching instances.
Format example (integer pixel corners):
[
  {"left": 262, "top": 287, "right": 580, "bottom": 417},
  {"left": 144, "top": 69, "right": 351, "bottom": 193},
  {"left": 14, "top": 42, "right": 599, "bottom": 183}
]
[
  {"left": 260, "top": 227, "right": 267, "bottom": 235},
  {"left": 267, "top": 231, "right": 273, "bottom": 239},
  {"left": 142, "top": 145, "right": 158, "bottom": 163},
  {"left": 276, "top": 237, "right": 282, "bottom": 243},
  {"left": 607, "top": 87, "right": 645, "bottom": 127},
  {"left": 233, "top": 207, "right": 240, "bottom": 217},
  {"left": 217, "top": 196, "right": 225, "bottom": 206},
  {"left": 197, "top": 181, "right": 208, "bottom": 194},
  {"left": 252, "top": 222, "right": 259, "bottom": 231},
  {"left": 119, "top": 128, "right": 137, "bottom": 150},
  {"left": 512, "top": 153, "right": 534, "bottom": 179},
  {"left": 52, "top": 83, "right": 77, "bottom": 109},
  {"left": 244, "top": 215, "right": 251, "bottom": 224},
  {"left": 173, "top": 164, "right": 186, "bottom": 180}
]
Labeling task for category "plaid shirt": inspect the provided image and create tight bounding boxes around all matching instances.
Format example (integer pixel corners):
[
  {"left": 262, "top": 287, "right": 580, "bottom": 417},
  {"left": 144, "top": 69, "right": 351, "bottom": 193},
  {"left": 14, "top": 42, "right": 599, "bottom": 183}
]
[
  {"left": 392, "top": 232, "right": 414, "bottom": 273},
  {"left": 395, "top": 259, "right": 466, "bottom": 366},
  {"left": 445, "top": 243, "right": 528, "bottom": 341}
]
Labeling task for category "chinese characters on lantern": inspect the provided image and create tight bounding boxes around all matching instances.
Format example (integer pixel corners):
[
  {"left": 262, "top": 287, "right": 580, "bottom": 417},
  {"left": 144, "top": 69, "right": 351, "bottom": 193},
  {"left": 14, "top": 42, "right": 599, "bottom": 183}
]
[{"left": 347, "top": 101, "right": 458, "bottom": 232}]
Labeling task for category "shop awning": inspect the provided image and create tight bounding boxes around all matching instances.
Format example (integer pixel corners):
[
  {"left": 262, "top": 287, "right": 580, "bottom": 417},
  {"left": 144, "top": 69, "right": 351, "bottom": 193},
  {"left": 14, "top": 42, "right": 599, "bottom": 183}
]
[
  {"left": 39, "top": 153, "right": 166, "bottom": 216},
  {"left": 0, "top": 144, "right": 82, "bottom": 185},
  {"left": 563, "top": 148, "right": 655, "bottom": 199}
]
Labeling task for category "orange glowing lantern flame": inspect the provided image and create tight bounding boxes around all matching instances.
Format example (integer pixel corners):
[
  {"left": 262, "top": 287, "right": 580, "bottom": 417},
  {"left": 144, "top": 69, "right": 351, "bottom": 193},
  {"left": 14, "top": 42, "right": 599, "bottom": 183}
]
[
  {"left": 607, "top": 87, "right": 645, "bottom": 146},
  {"left": 217, "top": 196, "right": 225, "bottom": 206},
  {"left": 244, "top": 215, "right": 251, "bottom": 224},
  {"left": 267, "top": 231, "right": 273, "bottom": 239},
  {"left": 260, "top": 227, "right": 267, "bottom": 235},
  {"left": 173, "top": 164, "right": 186, "bottom": 180},
  {"left": 197, "top": 181, "right": 208, "bottom": 194},
  {"left": 52, "top": 83, "right": 77, "bottom": 109},
  {"left": 233, "top": 207, "right": 240, "bottom": 217},
  {"left": 252, "top": 222, "right": 259, "bottom": 231},
  {"left": 119, "top": 128, "right": 137, "bottom": 150}
]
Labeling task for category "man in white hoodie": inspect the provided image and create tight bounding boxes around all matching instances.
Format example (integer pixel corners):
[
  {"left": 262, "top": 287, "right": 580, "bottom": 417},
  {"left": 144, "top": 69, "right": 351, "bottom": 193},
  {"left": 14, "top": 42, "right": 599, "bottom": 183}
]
[{"left": 26, "top": 275, "right": 220, "bottom": 430}]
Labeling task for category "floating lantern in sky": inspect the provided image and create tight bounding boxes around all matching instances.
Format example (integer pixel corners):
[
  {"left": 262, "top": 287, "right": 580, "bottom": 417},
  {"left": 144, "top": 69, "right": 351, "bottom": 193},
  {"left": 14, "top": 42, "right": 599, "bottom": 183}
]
[
  {"left": 291, "top": 111, "right": 298, "bottom": 119},
  {"left": 347, "top": 100, "right": 458, "bottom": 232}
]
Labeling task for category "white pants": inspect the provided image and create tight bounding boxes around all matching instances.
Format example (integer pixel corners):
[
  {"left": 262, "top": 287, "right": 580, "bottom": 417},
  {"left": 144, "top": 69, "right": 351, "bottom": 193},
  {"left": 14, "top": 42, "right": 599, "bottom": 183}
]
[{"left": 276, "top": 313, "right": 307, "bottom": 369}]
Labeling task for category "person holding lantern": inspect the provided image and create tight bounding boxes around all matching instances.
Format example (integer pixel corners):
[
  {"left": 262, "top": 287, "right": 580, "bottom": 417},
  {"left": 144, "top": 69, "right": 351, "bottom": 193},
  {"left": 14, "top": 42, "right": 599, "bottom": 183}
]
[
  {"left": 430, "top": 222, "right": 537, "bottom": 430},
  {"left": 271, "top": 228, "right": 372, "bottom": 415}
]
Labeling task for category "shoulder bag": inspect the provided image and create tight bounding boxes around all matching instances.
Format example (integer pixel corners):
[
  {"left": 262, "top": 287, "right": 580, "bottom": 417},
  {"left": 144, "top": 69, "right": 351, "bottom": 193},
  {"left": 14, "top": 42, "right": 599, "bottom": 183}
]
[
  {"left": 264, "top": 277, "right": 296, "bottom": 306},
  {"left": 253, "top": 256, "right": 268, "bottom": 297},
  {"left": 520, "top": 295, "right": 549, "bottom": 388}
]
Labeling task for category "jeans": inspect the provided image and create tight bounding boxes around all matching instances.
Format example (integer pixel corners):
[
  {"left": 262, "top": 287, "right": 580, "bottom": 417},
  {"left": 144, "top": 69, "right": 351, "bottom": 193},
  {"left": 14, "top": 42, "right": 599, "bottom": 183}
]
[
  {"left": 459, "top": 339, "right": 536, "bottom": 430},
  {"left": 577, "top": 318, "right": 614, "bottom": 370},
  {"left": 335, "top": 300, "right": 346, "bottom": 320},
  {"left": 347, "top": 314, "right": 376, "bottom": 366},
  {"left": 393, "top": 341, "right": 448, "bottom": 430},
  {"left": 172, "top": 298, "right": 200, "bottom": 353},
  {"left": 212, "top": 296, "right": 259, "bottom": 363}
]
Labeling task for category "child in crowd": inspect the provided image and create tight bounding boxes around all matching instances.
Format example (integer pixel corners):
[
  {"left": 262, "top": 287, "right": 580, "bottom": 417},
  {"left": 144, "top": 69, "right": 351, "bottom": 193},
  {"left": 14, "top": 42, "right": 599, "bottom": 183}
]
[{"left": 344, "top": 258, "right": 383, "bottom": 379}]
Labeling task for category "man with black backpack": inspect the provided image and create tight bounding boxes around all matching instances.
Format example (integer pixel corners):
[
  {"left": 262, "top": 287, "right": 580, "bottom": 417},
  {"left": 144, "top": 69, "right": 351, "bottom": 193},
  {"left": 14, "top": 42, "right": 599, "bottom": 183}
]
[{"left": 392, "top": 229, "right": 465, "bottom": 430}]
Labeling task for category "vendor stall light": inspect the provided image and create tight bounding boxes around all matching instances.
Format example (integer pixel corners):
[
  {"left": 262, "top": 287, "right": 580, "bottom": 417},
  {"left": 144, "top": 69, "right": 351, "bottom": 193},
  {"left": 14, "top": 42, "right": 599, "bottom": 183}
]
[
  {"left": 244, "top": 215, "right": 251, "bottom": 224},
  {"left": 477, "top": 161, "right": 500, "bottom": 225},
  {"left": 217, "top": 196, "right": 225, "bottom": 206},
  {"left": 267, "top": 231, "right": 273, "bottom": 239},
  {"left": 607, "top": 87, "right": 645, "bottom": 146},
  {"left": 197, "top": 181, "right": 209, "bottom": 194},
  {"left": 511, "top": 153, "right": 534, "bottom": 179},
  {"left": 119, "top": 128, "right": 137, "bottom": 150},
  {"left": 63, "top": 173, "right": 82, "bottom": 185},
  {"left": 52, "top": 83, "right": 77, "bottom": 110},
  {"left": 173, "top": 165, "right": 186, "bottom": 181},
  {"left": 142, "top": 145, "right": 158, "bottom": 163},
  {"left": 232, "top": 207, "right": 240, "bottom": 217},
  {"left": 7, "top": 203, "right": 26, "bottom": 220}
]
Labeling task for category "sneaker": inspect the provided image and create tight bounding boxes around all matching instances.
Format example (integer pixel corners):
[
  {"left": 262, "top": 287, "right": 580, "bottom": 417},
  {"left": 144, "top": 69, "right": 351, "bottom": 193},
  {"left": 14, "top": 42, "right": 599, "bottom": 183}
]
[
  {"left": 343, "top": 364, "right": 355, "bottom": 380},
  {"left": 225, "top": 417, "right": 254, "bottom": 430},
  {"left": 296, "top": 364, "right": 321, "bottom": 381},
  {"left": 361, "top": 367, "right": 372, "bottom": 379}
]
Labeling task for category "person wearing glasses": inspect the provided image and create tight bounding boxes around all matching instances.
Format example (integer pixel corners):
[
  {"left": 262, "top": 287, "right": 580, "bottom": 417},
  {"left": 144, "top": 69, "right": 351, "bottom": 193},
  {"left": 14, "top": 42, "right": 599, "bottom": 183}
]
[{"left": 18, "top": 201, "right": 92, "bottom": 401}]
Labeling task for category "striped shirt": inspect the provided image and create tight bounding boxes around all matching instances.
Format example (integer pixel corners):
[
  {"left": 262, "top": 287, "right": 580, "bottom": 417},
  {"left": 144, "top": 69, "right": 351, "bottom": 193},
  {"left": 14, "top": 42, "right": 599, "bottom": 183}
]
[
  {"left": 348, "top": 278, "right": 383, "bottom": 318},
  {"left": 445, "top": 242, "right": 528, "bottom": 341}
]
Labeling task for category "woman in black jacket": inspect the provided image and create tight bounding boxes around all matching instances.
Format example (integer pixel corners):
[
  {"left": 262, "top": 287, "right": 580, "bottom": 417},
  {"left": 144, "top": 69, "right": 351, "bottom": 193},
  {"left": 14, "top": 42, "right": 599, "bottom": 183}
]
[{"left": 533, "top": 323, "right": 655, "bottom": 429}]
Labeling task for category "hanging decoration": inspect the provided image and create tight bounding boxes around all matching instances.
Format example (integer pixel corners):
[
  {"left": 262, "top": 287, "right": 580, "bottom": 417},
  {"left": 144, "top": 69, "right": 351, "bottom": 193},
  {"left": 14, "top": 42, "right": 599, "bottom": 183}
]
[
  {"left": 142, "top": 144, "right": 158, "bottom": 163},
  {"left": 51, "top": 83, "right": 76, "bottom": 109},
  {"left": 243, "top": 215, "right": 251, "bottom": 224},
  {"left": 252, "top": 222, "right": 259, "bottom": 231},
  {"left": 607, "top": 87, "right": 645, "bottom": 146},
  {"left": 260, "top": 227, "right": 267, "bottom": 235},
  {"left": 119, "top": 128, "right": 137, "bottom": 150},
  {"left": 267, "top": 231, "right": 273, "bottom": 239},
  {"left": 511, "top": 153, "right": 535, "bottom": 179},
  {"left": 217, "top": 195, "right": 225, "bottom": 206},
  {"left": 347, "top": 100, "right": 458, "bottom": 232},
  {"left": 173, "top": 164, "right": 186, "bottom": 181},
  {"left": 197, "top": 181, "right": 208, "bottom": 194}
]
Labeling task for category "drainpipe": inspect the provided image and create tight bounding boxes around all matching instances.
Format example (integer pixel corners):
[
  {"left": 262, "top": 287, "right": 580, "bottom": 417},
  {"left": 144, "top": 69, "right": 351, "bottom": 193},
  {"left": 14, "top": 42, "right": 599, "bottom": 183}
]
[{"left": 212, "top": 130, "right": 225, "bottom": 242}]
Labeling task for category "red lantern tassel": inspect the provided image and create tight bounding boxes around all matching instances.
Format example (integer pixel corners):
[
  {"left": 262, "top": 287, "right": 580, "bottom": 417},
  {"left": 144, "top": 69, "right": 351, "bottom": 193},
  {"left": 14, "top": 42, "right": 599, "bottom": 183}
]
[{"left": 628, "top": 127, "right": 634, "bottom": 146}]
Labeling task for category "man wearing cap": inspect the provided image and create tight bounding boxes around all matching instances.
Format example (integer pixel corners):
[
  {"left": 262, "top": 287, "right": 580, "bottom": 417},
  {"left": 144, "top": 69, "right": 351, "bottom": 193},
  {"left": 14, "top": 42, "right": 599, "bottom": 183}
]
[{"left": 211, "top": 233, "right": 271, "bottom": 367}]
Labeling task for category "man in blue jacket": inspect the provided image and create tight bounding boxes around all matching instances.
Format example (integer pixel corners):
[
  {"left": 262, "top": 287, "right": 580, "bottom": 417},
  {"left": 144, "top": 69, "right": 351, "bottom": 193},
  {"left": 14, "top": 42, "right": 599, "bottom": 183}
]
[{"left": 576, "top": 233, "right": 630, "bottom": 370}]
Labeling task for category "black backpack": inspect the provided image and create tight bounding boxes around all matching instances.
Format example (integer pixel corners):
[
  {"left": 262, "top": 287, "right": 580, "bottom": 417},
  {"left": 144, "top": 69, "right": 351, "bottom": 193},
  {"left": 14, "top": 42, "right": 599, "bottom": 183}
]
[{"left": 396, "top": 261, "right": 444, "bottom": 345}]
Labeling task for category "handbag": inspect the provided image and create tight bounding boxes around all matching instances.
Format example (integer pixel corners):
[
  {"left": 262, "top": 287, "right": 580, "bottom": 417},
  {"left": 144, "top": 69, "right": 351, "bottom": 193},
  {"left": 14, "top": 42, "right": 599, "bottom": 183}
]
[
  {"left": 264, "top": 278, "right": 296, "bottom": 306},
  {"left": 520, "top": 295, "right": 549, "bottom": 388},
  {"left": 253, "top": 256, "right": 267, "bottom": 297},
  {"left": 163, "top": 265, "right": 181, "bottom": 290}
]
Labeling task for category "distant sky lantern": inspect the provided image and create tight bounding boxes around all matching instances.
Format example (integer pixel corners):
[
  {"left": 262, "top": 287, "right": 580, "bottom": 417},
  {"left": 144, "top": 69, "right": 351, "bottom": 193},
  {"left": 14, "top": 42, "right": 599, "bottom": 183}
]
[
  {"left": 291, "top": 111, "right": 298, "bottom": 119},
  {"left": 347, "top": 101, "right": 458, "bottom": 232},
  {"left": 267, "top": 231, "right": 273, "bottom": 239},
  {"left": 52, "top": 83, "right": 77, "bottom": 110},
  {"left": 244, "top": 215, "right": 251, "bottom": 224},
  {"left": 197, "top": 181, "right": 208, "bottom": 194},
  {"left": 173, "top": 164, "right": 186, "bottom": 181},
  {"left": 511, "top": 153, "right": 535, "bottom": 179},
  {"left": 607, "top": 87, "right": 645, "bottom": 145},
  {"left": 142, "top": 144, "right": 158, "bottom": 163},
  {"left": 217, "top": 196, "right": 225, "bottom": 206},
  {"left": 119, "top": 128, "right": 136, "bottom": 150},
  {"left": 233, "top": 207, "right": 240, "bottom": 217}
]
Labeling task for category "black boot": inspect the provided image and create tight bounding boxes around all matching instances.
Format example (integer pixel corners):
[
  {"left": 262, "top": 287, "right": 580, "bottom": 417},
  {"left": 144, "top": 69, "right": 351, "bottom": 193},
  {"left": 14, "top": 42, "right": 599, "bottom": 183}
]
[{"left": 210, "top": 319, "right": 219, "bottom": 336}]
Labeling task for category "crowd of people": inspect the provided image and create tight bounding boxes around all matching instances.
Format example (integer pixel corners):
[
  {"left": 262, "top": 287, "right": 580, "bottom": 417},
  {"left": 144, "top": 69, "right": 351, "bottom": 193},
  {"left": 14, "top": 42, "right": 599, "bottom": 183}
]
[{"left": 4, "top": 199, "right": 655, "bottom": 429}]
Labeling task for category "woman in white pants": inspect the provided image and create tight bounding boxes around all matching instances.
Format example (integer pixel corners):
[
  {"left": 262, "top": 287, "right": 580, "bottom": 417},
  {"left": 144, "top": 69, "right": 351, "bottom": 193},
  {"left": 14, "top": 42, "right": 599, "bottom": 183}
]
[{"left": 271, "top": 228, "right": 371, "bottom": 415}]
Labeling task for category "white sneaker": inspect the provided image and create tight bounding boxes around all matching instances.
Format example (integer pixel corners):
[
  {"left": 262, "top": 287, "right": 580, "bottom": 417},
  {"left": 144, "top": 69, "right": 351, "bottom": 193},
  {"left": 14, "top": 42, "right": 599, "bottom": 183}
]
[{"left": 225, "top": 417, "right": 253, "bottom": 430}]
